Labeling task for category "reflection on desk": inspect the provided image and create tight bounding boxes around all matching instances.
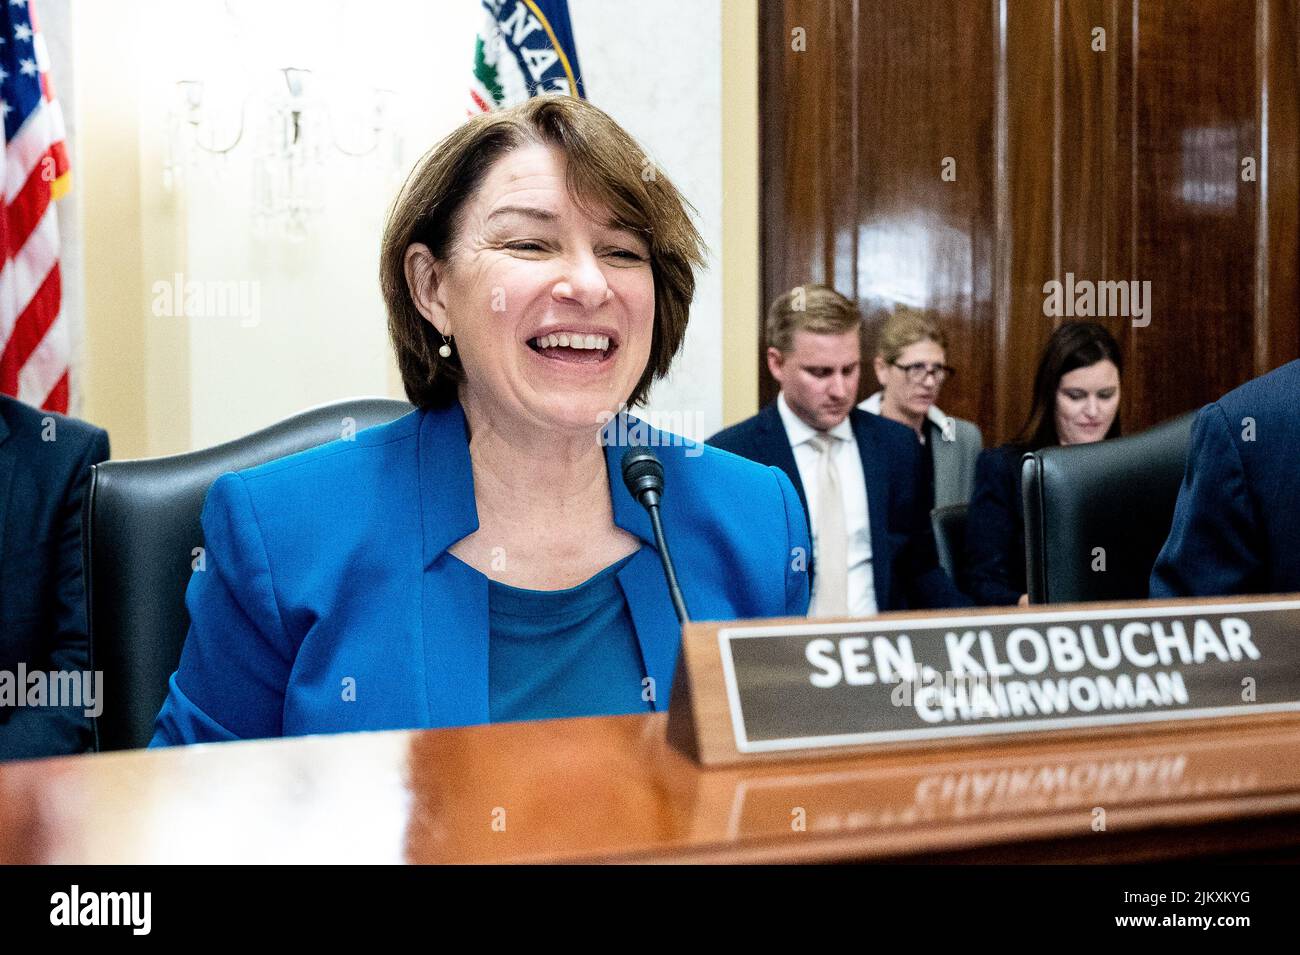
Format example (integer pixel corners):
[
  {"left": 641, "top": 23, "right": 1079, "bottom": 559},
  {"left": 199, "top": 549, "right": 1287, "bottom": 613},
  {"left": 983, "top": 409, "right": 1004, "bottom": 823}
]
[{"left": 2, "top": 712, "right": 1300, "bottom": 863}]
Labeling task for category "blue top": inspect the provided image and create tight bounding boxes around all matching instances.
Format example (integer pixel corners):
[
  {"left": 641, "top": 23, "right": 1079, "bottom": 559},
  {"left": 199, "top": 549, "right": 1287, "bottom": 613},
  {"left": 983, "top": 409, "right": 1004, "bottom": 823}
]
[
  {"left": 149, "top": 400, "right": 810, "bottom": 746},
  {"left": 484, "top": 551, "right": 649, "bottom": 722}
]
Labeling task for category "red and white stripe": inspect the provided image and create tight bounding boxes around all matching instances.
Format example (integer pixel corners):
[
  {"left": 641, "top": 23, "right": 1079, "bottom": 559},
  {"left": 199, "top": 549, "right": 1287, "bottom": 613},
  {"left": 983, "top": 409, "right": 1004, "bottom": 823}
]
[{"left": 0, "top": 11, "right": 72, "bottom": 413}]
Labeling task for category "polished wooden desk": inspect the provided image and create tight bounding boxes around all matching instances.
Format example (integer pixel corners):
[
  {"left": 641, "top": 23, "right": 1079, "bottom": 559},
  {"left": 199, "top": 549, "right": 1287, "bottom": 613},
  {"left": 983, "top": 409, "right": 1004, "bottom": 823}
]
[{"left": 3, "top": 712, "right": 1300, "bottom": 863}]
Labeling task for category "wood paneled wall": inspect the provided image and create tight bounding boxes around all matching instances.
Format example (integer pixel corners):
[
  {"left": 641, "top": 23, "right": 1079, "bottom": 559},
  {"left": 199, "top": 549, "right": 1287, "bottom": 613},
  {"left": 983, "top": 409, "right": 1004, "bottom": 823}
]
[{"left": 760, "top": 0, "right": 1300, "bottom": 445}]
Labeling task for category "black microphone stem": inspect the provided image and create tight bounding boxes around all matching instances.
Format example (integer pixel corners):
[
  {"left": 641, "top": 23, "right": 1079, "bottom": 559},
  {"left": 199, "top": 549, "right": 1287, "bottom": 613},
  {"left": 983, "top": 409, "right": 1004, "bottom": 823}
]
[
  {"left": 621, "top": 447, "right": 691, "bottom": 627},
  {"left": 646, "top": 501, "right": 690, "bottom": 627}
]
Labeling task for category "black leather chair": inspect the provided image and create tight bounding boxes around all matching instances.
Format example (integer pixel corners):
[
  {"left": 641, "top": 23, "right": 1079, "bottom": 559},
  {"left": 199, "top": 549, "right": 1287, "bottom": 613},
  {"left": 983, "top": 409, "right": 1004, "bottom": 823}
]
[
  {"left": 930, "top": 503, "right": 968, "bottom": 587},
  {"left": 83, "top": 397, "right": 412, "bottom": 752},
  {"left": 1020, "top": 412, "right": 1195, "bottom": 605}
]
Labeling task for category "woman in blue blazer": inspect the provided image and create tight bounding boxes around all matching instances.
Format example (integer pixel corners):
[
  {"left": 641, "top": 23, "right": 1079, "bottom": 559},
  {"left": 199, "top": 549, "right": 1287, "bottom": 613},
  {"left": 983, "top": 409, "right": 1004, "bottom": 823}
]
[{"left": 152, "top": 97, "right": 809, "bottom": 746}]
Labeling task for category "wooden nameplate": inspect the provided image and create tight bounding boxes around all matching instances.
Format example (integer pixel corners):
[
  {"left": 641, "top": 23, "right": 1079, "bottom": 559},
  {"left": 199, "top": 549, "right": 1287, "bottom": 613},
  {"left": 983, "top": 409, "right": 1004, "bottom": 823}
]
[{"left": 666, "top": 594, "right": 1300, "bottom": 766}]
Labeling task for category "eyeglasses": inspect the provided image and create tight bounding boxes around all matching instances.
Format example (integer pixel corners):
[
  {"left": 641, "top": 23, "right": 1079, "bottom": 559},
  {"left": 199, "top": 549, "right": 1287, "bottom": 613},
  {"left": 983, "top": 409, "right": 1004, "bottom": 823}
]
[{"left": 891, "top": 361, "right": 955, "bottom": 384}]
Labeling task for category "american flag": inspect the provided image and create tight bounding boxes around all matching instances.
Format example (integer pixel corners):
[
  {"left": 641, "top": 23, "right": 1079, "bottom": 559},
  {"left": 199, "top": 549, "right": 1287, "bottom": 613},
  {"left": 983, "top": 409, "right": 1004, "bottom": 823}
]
[{"left": 0, "top": 0, "right": 71, "bottom": 413}]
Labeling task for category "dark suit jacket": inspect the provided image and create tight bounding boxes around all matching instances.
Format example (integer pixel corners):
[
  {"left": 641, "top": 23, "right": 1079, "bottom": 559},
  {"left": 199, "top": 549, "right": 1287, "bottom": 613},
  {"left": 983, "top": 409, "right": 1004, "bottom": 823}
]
[
  {"left": 1151, "top": 360, "right": 1300, "bottom": 597},
  {"left": 0, "top": 395, "right": 109, "bottom": 761},
  {"left": 964, "top": 444, "right": 1027, "bottom": 607},
  {"left": 708, "top": 402, "right": 968, "bottom": 611}
]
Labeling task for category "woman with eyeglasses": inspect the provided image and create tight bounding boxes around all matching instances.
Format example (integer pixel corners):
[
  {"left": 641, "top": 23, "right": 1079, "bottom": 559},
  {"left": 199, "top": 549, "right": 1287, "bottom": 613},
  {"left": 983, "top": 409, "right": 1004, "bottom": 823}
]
[
  {"left": 964, "top": 320, "right": 1124, "bottom": 607},
  {"left": 860, "top": 308, "right": 983, "bottom": 511}
]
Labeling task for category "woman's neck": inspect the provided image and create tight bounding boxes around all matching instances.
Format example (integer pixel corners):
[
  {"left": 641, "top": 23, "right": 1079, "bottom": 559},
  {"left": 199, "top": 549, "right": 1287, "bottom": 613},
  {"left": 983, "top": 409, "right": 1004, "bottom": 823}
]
[
  {"left": 460, "top": 392, "right": 613, "bottom": 524},
  {"left": 452, "top": 391, "right": 641, "bottom": 588},
  {"left": 880, "top": 393, "right": 926, "bottom": 435}
]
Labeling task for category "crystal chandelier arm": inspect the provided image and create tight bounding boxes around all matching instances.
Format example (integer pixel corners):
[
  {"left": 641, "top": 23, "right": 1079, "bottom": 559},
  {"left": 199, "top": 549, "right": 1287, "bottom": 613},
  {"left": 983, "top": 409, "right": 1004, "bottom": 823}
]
[
  {"left": 328, "top": 126, "right": 381, "bottom": 158},
  {"left": 327, "top": 88, "right": 395, "bottom": 157},
  {"left": 188, "top": 92, "right": 251, "bottom": 156}
]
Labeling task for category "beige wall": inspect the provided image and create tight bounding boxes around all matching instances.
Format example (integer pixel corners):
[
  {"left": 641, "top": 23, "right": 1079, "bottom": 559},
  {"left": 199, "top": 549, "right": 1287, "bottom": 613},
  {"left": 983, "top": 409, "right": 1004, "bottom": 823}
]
[
  {"left": 76, "top": 0, "right": 150, "bottom": 460},
  {"left": 77, "top": 0, "right": 194, "bottom": 460},
  {"left": 720, "top": 0, "right": 760, "bottom": 427},
  {"left": 77, "top": 0, "right": 761, "bottom": 456}
]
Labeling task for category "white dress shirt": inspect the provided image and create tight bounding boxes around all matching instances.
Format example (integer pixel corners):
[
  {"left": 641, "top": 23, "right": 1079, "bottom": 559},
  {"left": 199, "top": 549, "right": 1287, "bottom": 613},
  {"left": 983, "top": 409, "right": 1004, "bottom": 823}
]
[{"left": 777, "top": 394, "right": 877, "bottom": 616}]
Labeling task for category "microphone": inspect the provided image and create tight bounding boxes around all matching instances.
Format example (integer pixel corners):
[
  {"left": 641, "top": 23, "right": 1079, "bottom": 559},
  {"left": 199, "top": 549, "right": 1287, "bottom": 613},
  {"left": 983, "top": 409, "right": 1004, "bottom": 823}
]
[{"left": 621, "top": 447, "right": 690, "bottom": 626}]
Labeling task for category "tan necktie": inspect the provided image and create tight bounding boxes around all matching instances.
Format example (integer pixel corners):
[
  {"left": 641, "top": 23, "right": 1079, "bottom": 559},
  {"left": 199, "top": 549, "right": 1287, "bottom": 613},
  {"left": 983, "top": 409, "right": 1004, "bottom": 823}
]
[{"left": 809, "top": 432, "right": 849, "bottom": 617}]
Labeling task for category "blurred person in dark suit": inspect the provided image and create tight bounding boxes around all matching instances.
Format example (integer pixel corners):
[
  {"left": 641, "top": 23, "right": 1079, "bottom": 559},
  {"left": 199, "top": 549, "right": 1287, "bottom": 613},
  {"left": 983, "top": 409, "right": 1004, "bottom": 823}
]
[
  {"left": 0, "top": 394, "right": 109, "bottom": 761},
  {"left": 709, "top": 284, "right": 968, "bottom": 616},
  {"left": 964, "top": 321, "right": 1122, "bottom": 607},
  {"left": 1151, "top": 360, "right": 1300, "bottom": 598}
]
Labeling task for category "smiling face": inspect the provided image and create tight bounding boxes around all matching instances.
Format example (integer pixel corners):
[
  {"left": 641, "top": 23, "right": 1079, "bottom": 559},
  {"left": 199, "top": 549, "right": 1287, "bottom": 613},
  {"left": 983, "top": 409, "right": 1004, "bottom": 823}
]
[
  {"left": 768, "top": 329, "right": 861, "bottom": 432},
  {"left": 406, "top": 143, "right": 655, "bottom": 435},
  {"left": 1054, "top": 359, "right": 1121, "bottom": 445}
]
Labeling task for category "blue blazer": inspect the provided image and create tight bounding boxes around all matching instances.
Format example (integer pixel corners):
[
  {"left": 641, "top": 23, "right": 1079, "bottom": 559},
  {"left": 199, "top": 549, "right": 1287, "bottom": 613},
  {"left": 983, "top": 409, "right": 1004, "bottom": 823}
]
[
  {"left": 0, "top": 395, "right": 110, "bottom": 761},
  {"left": 1151, "top": 360, "right": 1300, "bottom": 598},
  {"left": 707, "top": 403, "right": 968, "bottom": 611},
  {"left": 151, "top": 401, "right": 810, "bottom": 746},
  {"left": 963, "top": 444, "right": 1027, "bottom": 607}
]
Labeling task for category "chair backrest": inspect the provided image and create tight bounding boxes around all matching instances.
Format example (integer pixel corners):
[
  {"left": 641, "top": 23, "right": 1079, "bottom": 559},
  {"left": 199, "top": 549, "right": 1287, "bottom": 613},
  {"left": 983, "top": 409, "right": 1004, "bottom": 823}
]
[
  {"left": 1020, "top": 412, "right": 1196, "bottom": 605},
  {"left": 930, "top": 503, "right": 968, "bottom": 585},
  {"left": 84, "top": 398, "right": 413, "bottom": 752}
]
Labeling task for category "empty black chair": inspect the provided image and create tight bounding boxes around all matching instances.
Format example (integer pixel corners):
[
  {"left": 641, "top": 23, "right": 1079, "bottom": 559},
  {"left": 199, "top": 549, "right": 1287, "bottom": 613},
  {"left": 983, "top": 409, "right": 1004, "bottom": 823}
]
[
  {"left": 1020, "top": 412, "right": 1195, "bottom": 604},
  {"left": 930, "top": 503, "right": 968, "bottom": 586},
  {"left": 84, "top": 398, "right": 412, "bottom": 752}
]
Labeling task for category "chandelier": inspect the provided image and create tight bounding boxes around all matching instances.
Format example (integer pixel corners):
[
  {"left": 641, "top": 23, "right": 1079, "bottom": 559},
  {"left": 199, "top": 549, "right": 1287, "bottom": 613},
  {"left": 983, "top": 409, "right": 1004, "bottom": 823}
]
[{"left": 163, "top": 67, "right": 401, "bottom": 241}]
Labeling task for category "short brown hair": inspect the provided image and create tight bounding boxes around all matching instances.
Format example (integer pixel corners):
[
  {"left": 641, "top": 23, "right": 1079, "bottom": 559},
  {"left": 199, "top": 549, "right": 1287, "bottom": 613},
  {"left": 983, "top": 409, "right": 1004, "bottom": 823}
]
[
  {"left": 380, "top": 96, "right": 705, "bottom": 409},
  {"left": 875, "top": 307, "right": 949, "bottom": 364},
  {"left": 765, "top": 284, "right": 863, "bottom": 354}
]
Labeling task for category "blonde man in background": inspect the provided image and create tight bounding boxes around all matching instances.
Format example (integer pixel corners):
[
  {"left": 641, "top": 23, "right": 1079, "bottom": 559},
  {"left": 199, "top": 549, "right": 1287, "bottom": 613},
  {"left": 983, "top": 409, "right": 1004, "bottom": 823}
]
[{"left": 709, "top": 285, "right": 968, "bottom": 617}]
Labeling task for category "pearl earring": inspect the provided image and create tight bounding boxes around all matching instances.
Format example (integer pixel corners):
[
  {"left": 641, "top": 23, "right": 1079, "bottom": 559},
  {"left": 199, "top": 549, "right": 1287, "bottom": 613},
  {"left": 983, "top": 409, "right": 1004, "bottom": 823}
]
[{"left": 438, "top": 334, "right": 453, "bottom": 359}]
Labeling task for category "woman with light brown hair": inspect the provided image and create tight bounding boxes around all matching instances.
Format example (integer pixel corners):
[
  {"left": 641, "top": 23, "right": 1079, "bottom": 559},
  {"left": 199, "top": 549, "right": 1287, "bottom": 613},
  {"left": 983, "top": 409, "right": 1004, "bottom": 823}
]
[
  {"left": 151, "top": 96, "right": 809, "bottom": 746},
  {"left": 860, "top": 307, "right": 983, "bottom": 510}
]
